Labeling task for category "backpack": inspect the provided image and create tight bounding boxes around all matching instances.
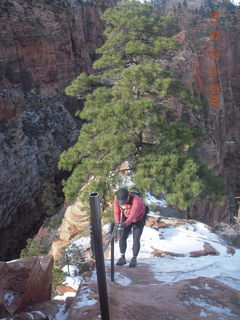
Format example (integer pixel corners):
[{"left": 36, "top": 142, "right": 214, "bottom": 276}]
[{"left": 129, "top": 187, "right": 149, "bottom": 216}]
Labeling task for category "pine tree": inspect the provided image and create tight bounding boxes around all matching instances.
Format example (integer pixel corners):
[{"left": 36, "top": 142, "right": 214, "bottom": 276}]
[{"left": 59, "top": 0, "right": 227, "bottom": 211}]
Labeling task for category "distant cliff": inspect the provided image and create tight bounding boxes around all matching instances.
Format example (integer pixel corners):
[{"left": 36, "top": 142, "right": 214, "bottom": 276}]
[
  {"left": 0, "top": 0, "right": 114, "bottom": 94},
  {"left": 169, "top": 6, "right": 240, "bottom": 224},
  {"left": 0, "top": 0, "right": 114, "bottom": 260}
]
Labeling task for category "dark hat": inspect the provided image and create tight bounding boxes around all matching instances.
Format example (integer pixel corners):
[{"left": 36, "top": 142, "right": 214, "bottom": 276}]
[{"left": 116, "top": 188, "right": 129, "bottom": 205}]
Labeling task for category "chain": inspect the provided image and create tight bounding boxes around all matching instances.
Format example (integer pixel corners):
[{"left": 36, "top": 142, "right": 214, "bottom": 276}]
[{"left": 103, "top": 223, "right": 118, "bottom": 253}]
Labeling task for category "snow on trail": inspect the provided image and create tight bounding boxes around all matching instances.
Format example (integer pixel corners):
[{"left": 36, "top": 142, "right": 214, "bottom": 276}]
[
  {"left": 57, "top": 217, "right": 240, "bottom": 302},
  {"left": 110, "top": 220, "right": 240, "bottom": 290}
]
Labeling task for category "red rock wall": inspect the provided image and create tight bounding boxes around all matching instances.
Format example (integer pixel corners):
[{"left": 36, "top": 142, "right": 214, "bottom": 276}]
[
  {"left": 0, "top": 0, "right": 114, "bottom": 95},
  {"left": 172, "top": 8, "right": 240, "bottom": 224},
  {"left": 0, "top": 0, "right": 115, "bottom": 260}
]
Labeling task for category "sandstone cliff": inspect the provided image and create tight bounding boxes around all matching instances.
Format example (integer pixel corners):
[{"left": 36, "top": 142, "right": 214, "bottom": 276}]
[
  {"left": 170, "top": 6, "right": 240, "bottom": 224},
  {"left": 0, "top": 0, "right": 114, "bottom": 94},
  {"left": 0, "top": 0, "right": 114, "bottom": 260}
]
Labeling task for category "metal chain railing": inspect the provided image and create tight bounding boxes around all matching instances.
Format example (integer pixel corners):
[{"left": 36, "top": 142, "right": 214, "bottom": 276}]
[
  {"left": 103, "top": 223, "right": 118, "bottom": 254},
  {"left": 103, "top": 222, "right": 119, "bottom": 282}
]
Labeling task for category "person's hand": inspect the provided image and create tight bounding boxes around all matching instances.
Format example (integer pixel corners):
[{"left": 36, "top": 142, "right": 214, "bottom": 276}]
[{"left": 118, "top": 222, "right": 126, "bottom": 230}]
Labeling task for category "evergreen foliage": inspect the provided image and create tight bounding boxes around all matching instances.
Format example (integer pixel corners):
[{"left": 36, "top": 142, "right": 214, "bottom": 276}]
[
  {"left": 41, "top": 182, "right": 62, "bottom": 216},
  {"left": 20, "top": 238, "right": 47, "bottom": 258},
  {"left": 59, "top": 0, "right": 227, "bottom": 211},
  {"left": 52, "top": 267, "right": 66, "bottom": 288}
]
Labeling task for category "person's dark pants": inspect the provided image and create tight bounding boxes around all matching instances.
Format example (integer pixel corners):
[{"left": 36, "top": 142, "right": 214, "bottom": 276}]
[{"left": 119, "top": 218, "right": 145, "bottom": 257}]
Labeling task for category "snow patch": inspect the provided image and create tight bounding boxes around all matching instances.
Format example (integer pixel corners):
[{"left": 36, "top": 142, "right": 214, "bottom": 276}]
[
  {"left": 63, "top": 275, "right": 82, "bottom": 290},
  {"left": 106, "top": 271, "right": 132, "bottom": 286},
  {"left": 104, "top": 221, "right": 240, "bottom": 290},
  {"left": 4, "top": 293, "right": 15, "bottom": 307},
  {"left": 184, "top": 297, "right": 239, "bottom": 317},
  {"left": 75, "top": 287, "right": 97, "bottom": 308},
  {"left": 68, "top": 237, "right": 90, "bottom": 250},
  {"left": 120, "top": 175, "right": 135, "bottom": 187},
  {"left": 62, "top": 264, "right": 79, "bottom": 277},
  {"left": 89, "top": 269, "right": 97, "bottom": 282},
  {"left": 144, "top": 192, "right": 167, "bottom": 208},
  {"left": 190, "top": 285, "right": 200, "bottom": 290},
  {"left": 216, "top": 277, "right": 240, "bottom": 292},
  {"left": 32, "top": 311, "right": 47, "bottom": 317},
  {"left": 54, "top": 303, "right": 69, "bottom": 320},
  {"left": 204, "top": 283, "right": 212, "bottom": 290},
  {"left": 102, "top": 223, "right": 111, "bottom": 234},
  {"left": 54, "top": 291, "right": 76, "bottom": 301}
]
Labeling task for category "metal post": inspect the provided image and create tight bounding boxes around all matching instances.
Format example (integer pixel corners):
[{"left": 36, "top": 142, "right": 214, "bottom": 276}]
[
  {"left": 89, "top": 193, "right": 110, "bottom": 320},
  {"left": 90, "top": 223, "right": 95, "bottom": 257},
  {"left": 110, "top": 222, "right": 115, "bottom": 282},
  {"left": 66, "top": 253, "right": 70, "bottom": 276}
]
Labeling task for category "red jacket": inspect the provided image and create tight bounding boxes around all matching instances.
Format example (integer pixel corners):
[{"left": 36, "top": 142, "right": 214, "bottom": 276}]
[{"left": 114, "top": 194, "right": 145, "bottom": 226}]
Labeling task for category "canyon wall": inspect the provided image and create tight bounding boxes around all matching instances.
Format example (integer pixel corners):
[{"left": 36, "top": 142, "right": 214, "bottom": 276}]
[
  {"left": 171, "top": 6, "right": 240, "bottom": 224},
  {"left": 0, "top": 0, "right": 114, "bottom": 260},
  {"left": 0, "top": 0, "right": 114, "bottom": 94}
]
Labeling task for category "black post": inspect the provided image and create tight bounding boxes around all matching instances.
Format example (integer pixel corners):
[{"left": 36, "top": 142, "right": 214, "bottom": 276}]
[
  {"left": 66, "top": 253, "right": 70, "bottom": 276},
  {"left": 110, "top": 222, "right": 115, "bottom": 282},
  {"left": 89, "top": 193, "right": 110, "bottom": 320}
]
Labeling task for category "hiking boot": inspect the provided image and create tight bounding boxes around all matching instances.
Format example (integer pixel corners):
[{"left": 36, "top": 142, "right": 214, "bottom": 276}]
[
  {"left": 129, "top": 257, "right": 137, "bottom": 267},
  {"left": 116, "top": 256, "right": 127, "bottom": 266}
]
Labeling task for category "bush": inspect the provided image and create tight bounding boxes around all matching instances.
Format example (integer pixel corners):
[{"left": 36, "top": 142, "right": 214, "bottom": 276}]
[
  {"left": 41, "top": 182, "right": 62, "bottom": 217},
  {"left": 231, "top": 237, "right": 240, "bottom": 249},
  {"left": 20, "top": 238, "right": 48, "bottom": 258},
  {"left": 52, "top": 267, "right": 66, "bottom": 288}
]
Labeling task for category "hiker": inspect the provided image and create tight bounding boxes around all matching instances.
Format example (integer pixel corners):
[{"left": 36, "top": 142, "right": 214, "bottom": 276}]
[{"left": 114, "top": 187, "right": 146, "bottom": 267}]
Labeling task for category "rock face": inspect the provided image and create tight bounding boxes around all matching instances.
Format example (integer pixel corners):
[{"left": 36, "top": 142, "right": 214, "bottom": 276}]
[
  {"left": 0, "top": 255, "right": 53, "bottom": 318},
  {"left": 0, "top": 0, "right": 114, "bottom": 95},
  {"left": 0, "top": 0, "right": 114, "bottom": 260},
  {"left": 170, "top": 6, "right": 240, "bottom": 225},
  {"left": 0, "top": 89, "right": 78, "bottom": 260},
  {"left": 50, "top": 198, "right": 89, "bottom": 262}
]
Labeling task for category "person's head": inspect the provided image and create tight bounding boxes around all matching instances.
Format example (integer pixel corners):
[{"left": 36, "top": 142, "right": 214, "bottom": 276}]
[{"left": 116, "top": 188, "right": 130, "bottom": 206}]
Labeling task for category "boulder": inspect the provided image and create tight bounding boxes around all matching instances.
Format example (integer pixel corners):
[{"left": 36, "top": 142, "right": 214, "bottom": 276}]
[
  {"left": 49, "top": 191, "right": 91, "bottom": 262},
  {"left": 0, "top": 256, "right": 53, "bottom": 317}
]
